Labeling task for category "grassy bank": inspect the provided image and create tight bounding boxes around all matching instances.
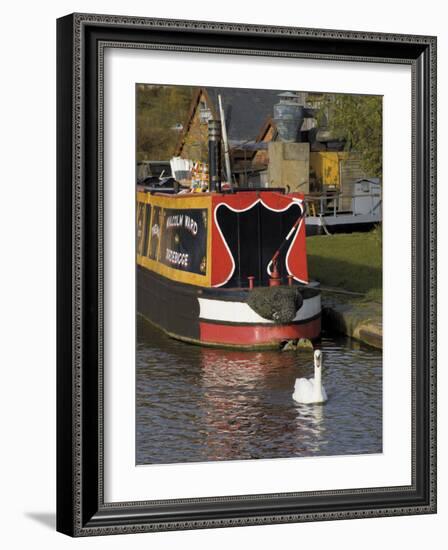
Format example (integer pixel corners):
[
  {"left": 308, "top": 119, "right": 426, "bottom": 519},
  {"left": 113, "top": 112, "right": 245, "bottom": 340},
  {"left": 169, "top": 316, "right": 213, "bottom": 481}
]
[
  {"left": 306, "top": 230, "right": 382, "bottom": 302},
  {"left": 306, "top": 230, "right": 382, "bottom": 347}
]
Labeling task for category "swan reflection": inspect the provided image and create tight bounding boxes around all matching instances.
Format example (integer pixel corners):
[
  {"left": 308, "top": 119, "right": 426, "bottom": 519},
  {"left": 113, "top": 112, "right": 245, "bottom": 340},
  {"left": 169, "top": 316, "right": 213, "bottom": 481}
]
[{"left": 136, "top": 317, "right": 382, "bottom": 464}]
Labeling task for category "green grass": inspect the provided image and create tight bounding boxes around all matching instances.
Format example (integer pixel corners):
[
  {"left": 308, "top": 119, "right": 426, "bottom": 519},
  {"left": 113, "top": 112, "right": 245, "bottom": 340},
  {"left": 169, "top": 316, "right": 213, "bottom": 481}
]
[{"left": 306, "top": 231, "right": 382, "bottom": 301}]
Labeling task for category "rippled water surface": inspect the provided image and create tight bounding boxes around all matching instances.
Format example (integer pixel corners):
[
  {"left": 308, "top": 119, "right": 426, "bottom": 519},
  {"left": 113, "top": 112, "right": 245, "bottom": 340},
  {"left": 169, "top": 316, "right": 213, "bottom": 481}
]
[{"left": 136, "top": 316, "right": 382, "bottom": 464}]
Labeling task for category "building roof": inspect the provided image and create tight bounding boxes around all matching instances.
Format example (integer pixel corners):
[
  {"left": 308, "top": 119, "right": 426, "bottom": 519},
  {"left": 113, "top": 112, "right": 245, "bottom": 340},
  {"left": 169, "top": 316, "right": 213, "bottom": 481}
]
[
  {"left": 202, "top": 87, "right": 284, "bottom": 147},
  {"left": 175, "top": 86, "right": 319, "bottom": 156}
]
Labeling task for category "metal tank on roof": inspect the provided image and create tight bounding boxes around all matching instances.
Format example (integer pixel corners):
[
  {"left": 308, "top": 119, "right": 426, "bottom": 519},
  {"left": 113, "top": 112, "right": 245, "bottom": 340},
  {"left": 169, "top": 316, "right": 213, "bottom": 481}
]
[{"left": 273, "top": 92, "right": 305, "bottom": 143}]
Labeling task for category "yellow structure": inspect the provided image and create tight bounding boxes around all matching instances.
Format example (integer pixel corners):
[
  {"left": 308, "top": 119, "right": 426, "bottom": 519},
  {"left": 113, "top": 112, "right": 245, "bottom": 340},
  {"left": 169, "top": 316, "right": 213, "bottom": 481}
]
[{"left": 309, "top": 152, "right": 350, "bottom": 190}]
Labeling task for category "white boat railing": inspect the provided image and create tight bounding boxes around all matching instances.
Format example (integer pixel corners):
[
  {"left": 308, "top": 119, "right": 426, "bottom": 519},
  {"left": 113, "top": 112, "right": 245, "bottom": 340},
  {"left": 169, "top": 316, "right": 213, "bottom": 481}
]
[{"left": 304, "top": 192, "right": 382, "bottom": 217}]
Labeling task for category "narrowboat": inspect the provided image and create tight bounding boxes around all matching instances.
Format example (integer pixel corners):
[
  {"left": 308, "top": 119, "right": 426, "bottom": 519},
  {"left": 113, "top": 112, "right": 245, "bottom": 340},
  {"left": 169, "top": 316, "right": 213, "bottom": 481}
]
[{"left": 136, "top": 188, "right": 321, "bottom": 349}]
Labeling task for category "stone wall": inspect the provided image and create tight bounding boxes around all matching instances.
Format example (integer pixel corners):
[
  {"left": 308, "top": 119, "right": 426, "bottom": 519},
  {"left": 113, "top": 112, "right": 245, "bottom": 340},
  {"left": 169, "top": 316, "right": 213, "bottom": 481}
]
[{"left": 267, "top": 142, "right": 310, "bottom": 192}]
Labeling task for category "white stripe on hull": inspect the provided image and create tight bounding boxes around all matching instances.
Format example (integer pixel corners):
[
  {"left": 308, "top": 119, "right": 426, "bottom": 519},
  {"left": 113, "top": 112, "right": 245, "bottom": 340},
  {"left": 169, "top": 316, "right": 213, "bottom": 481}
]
[{"left": 198, "top": 293, "right": 321, "bottom": 324}]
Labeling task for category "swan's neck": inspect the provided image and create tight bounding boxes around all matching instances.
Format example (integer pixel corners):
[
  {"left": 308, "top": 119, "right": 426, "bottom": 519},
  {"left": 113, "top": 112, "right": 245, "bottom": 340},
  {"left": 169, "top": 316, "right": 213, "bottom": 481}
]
[
  {"left": 313, "top": 360, "right": 324, "bottom": 403},
  {"left": 314, "top": 363, "right": 322, "bottom": 387}
]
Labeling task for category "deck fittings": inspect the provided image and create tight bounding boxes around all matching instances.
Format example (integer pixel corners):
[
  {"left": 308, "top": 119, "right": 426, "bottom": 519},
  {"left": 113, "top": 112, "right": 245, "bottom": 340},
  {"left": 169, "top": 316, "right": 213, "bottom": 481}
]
[{"left": 269, "top": 258, "right": 282, "bottom": 287}]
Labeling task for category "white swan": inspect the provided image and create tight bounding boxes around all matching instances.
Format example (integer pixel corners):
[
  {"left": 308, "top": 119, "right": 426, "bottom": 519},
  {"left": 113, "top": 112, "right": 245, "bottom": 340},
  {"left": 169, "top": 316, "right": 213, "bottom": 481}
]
[{"left": 292, "top": 350, "right": 328, "bottom": 404}]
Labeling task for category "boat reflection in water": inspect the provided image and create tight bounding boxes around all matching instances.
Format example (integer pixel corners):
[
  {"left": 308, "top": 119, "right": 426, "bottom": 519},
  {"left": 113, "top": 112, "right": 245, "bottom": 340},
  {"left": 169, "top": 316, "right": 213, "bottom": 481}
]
[
  {"left": 136, "top": 316, "right": 382, "bottom": 465},
  {"left": 198, "top": 347, "right": 326, "bottom": 461}
]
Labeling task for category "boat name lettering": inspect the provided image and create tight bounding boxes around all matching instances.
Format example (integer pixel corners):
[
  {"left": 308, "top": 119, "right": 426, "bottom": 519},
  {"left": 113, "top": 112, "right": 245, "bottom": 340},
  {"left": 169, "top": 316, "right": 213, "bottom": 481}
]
[
  {"left": 184, "top": 215, "right": 198, "bottom": 236},
  {"left": 165, "top": 248, "right": 189, "bottom": 267},
  {"left": 166, "top": 214, "right": 183, "bottom": 229},
  {"left": 166, "top": 214, "right": 198, "bottom": 236}
]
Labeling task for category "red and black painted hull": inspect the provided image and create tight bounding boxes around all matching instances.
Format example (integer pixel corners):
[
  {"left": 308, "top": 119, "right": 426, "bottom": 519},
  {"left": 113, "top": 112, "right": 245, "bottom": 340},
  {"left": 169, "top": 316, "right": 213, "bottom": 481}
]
[{"left": 138, "top": 266, "right": 321, "bottom": 349}]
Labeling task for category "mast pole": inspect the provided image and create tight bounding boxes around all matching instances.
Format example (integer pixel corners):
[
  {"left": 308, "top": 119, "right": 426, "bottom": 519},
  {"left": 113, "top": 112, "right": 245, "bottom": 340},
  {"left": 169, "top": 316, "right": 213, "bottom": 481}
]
[{"left": 218, "top": 94, "right": 232, "bottom": 187}]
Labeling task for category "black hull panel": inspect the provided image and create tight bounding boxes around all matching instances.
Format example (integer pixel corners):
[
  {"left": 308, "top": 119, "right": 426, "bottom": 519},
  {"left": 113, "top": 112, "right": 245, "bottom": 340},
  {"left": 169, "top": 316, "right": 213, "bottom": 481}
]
[{"left": 137, "top": 265, "right": 200, "bottom": 341}]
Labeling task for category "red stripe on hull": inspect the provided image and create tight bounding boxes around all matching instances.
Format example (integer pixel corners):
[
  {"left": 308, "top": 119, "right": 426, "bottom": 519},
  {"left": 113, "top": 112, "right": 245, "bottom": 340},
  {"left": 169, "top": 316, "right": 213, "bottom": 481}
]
[{"left": 199, "top": 317, "right": 321, "bottom": 347}]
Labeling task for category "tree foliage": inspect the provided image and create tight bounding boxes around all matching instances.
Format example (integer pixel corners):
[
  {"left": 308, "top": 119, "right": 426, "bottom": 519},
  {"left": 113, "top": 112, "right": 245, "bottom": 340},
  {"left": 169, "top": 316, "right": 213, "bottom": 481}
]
[
  {"left": 181, "top": 118, "right": 210, "bottom": 163},
  {"left": 319, "top": 94, "right": 382, "bottom": 177},
  {"left": 136, "top": 85, "right": 194, "bottom": 161}
]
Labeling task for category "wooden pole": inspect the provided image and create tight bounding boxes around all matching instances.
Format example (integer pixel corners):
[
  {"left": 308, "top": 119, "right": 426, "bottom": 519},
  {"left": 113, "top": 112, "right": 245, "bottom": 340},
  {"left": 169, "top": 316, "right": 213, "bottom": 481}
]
[{"left": 218, "top": 94, "right": 232, "bottom": 186}]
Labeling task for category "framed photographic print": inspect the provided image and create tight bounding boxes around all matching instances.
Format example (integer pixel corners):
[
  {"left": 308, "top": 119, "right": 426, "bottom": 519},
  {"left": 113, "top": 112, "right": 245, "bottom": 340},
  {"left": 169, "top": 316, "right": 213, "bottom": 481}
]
[{"left": 56, "top": 13, "right": 437, "bottom": 536}]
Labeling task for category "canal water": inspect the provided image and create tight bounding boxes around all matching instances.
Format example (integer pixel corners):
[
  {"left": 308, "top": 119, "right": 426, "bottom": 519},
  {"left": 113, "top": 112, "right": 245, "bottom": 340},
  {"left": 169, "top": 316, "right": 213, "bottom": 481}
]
[{"left": 136, "top": 316, "right": 382, "bottom": 465}]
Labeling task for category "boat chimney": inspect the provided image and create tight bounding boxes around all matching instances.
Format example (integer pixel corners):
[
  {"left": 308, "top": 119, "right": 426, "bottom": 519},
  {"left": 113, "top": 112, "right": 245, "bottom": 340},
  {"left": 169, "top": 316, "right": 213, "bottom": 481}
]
[
  {"left": 208, "top": 119, "right": 222, "bottom": 192},
  {"left": 273, "top": 92, "right": 305, "bottom": 143}
]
